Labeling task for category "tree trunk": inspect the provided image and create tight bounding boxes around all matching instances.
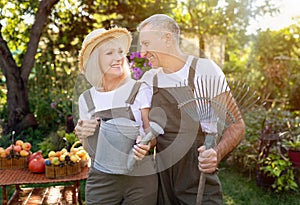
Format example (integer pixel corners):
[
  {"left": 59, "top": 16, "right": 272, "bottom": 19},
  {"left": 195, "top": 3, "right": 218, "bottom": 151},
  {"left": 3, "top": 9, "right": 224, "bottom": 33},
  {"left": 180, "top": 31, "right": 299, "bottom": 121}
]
[
  {"left": 6, "top": 67, "right": 31, "bottom": 135},
  {"left": 0, "top": 0, "right": 59, "bottom": 135},
  {"left": 198, "top": 34, "right": 206, "bottom": 58}
]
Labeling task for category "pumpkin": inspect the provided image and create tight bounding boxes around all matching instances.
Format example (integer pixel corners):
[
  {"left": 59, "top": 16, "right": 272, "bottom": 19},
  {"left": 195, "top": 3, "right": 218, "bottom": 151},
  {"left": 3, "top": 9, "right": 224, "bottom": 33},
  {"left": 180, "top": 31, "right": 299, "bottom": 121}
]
[
  {"left": 28, "top": 156, "right": 45, "bottom": 173},
  {"left": 28, "top": 151, "right": 43, "bottom": 164}
]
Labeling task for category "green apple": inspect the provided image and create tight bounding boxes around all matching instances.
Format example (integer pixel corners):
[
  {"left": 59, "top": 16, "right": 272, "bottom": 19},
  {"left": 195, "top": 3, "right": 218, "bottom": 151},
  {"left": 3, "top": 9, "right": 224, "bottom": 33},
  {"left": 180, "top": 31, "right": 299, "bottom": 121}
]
[{"left": 51, "top": 157, "right": 60, "bottom": 166}]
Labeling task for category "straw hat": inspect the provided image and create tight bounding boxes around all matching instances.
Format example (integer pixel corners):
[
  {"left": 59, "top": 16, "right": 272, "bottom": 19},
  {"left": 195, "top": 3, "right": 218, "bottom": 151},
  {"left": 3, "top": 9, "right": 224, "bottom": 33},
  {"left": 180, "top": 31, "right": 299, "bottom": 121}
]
[{"left": 79, "top": 27, "right": 132, "bottom": 72}]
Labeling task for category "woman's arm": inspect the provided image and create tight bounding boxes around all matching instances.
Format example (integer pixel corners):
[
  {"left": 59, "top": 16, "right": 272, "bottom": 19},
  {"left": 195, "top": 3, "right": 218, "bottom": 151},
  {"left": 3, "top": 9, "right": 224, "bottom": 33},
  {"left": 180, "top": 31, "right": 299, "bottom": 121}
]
[{"left": 132, "top": 108, "right": 156, "bottom": 160}]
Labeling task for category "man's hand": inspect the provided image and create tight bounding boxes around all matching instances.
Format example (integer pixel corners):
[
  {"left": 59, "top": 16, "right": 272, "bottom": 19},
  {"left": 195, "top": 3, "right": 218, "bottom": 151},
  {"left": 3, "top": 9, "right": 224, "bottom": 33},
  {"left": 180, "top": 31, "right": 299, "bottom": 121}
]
[
  {"left": 198, "top": 146, "right": 218, "bottom": 174},
  {"left": 74, "top": 119, "right": 99, "bottom": 142}
]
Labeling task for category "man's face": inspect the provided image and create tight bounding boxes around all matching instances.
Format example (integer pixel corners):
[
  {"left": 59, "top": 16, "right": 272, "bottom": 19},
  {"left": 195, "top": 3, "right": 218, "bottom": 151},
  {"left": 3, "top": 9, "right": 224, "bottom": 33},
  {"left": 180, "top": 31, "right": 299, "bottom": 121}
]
[{"left": 139, "top": 27, "right": 168, "bottom": 68}]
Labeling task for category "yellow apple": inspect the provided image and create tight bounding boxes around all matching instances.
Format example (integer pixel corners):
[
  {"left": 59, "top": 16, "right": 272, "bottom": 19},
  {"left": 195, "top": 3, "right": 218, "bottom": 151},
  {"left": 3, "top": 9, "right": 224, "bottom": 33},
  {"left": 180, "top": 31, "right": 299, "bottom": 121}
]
[
  {"left": 60, "top": 148, "right": 68, "bottom": 154},
  {"left": 0, "top": 147, "right": 5, "bottom": 155},
  {"left": 20, "top": 150, "right": 30, "bottom": 157},
  {"left": 0, "top": 151, "right": 7, "bottom": 158},
  {"left": 22, "top": 142, "right": 31, "bottom": 151},
  {"left": 48, "top": 151, "right": 56, "bottom": 158},
  {"left": 15, "top": 140, "right": 24, "bottom": 146},
  {"left": 59, "top": 154, "right": 66, "bottom": 162},
  {"left": 70, "top": 155, "right": 79, "bottom": 163},
  {"left": 75, "top": 150, "right": 86, "bottom": 158}
]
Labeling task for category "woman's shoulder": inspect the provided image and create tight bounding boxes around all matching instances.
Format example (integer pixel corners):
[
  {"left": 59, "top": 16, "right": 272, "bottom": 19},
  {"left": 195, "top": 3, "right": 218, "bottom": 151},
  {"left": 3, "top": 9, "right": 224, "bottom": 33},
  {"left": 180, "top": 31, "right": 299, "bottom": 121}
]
[{"left": 79, "top": 87, "right": 94, "bottom": 99}]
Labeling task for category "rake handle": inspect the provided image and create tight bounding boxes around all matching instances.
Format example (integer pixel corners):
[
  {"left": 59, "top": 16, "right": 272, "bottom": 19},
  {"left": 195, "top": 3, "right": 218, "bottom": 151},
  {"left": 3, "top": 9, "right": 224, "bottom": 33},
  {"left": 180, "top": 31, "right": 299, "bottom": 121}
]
[{"left": 196, "top": 134, "right": 217, "bottom": 205}]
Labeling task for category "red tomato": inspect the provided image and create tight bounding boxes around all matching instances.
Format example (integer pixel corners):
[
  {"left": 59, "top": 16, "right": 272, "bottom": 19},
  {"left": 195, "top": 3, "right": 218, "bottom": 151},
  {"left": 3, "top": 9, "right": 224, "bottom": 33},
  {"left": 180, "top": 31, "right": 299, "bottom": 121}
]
[{"left": 28, "top": 156, "right": 45, "bottom": 173}]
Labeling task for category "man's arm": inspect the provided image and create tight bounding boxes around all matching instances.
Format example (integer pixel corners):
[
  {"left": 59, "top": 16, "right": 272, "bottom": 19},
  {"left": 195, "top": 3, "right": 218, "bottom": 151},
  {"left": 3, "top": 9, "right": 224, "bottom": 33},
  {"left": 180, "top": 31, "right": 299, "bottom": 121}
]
[
  {"left": 214, "top": 118, "right": 245, "bottom": 163},
  {"left": 198, "top": 119, "right": 245, "bottom": 173}
]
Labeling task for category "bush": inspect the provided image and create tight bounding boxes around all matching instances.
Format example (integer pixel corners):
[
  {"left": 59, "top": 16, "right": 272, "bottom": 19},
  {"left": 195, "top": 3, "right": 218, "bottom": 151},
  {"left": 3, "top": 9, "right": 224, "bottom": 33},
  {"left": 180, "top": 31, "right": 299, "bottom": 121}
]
[
  {"left": 230, "top": 104, "right": 300, "bottom": 192},
  {"left": 259, "top": 153, "right": 298, "bottom": 192},
  {"left": 230, "top": 106, "right": 266, "bottom": 174}
]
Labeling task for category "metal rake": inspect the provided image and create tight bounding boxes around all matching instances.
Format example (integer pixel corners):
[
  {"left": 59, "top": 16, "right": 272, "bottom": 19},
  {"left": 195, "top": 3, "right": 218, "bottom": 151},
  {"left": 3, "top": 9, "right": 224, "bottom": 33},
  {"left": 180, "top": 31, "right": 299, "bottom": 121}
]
[{"left": 168, "top": 75, "right": 262, "bottom": 205}]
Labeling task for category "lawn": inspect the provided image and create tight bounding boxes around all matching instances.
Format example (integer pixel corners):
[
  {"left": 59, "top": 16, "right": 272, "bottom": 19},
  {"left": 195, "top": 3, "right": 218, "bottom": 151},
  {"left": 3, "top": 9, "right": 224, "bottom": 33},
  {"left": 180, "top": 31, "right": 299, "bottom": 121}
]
[
  {"left": 219, "top": 162, "right": 300, "bottom": 205},
  {"left": 1, "top": 164, "right": 299, "bottom": 205}
]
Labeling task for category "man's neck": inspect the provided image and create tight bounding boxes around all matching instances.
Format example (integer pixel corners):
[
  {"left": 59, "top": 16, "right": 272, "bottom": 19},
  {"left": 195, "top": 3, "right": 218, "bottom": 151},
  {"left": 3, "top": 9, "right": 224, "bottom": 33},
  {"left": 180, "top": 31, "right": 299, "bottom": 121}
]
[{"left": 162, "top": 53, "right": 188, "bottom": 74}]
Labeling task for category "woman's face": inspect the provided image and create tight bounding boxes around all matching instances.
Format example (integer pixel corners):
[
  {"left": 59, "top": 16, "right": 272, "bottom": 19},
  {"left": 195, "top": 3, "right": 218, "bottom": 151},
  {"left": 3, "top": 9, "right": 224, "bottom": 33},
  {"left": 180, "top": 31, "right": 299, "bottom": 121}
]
[{"left": 98, "top": 39, "right": 126, "bottom": 79}]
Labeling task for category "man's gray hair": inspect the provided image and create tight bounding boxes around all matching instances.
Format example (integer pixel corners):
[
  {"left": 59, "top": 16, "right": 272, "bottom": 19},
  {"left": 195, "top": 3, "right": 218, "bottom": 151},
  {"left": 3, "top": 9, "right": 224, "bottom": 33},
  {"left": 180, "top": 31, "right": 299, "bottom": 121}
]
[{"left": 137, "top": 14, "right": 180, "bottom": 44}]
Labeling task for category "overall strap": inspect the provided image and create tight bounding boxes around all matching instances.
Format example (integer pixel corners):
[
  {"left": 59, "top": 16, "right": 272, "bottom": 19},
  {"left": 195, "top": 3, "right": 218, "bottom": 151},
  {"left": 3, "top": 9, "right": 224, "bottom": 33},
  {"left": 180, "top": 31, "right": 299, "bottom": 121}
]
[
  {"left": 188, "top": 57, "right": 199, "bottom": 91},
  {"left": 153, "top": 74, "right": 159, "bottom": 94},
  {"left": 125, "top": 81, "right": 143, "bottom": 105},
  {"left": 82, "top": 89, "right": 95, "bottom": 113}
]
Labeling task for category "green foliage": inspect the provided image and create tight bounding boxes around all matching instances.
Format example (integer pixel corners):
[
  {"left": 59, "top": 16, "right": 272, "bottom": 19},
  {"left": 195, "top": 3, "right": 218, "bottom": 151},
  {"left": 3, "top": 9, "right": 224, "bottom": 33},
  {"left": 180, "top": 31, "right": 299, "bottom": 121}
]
[
  {"left": 64, "top": 132, "right": 79, "bottom": 149},
  {"left": 286, "top": 140, "right": 300, "bottom": 151},
  {"left": 231, "top": 103, "right": 300, "bottom": 193},
  {"left": 28, "top": 89, "right": 73, "bottom": 132},
  {"left": 38, "top": 127, "right": 78, "bottom": 157},
  {"left": 97, "top": 0, "right": 177, "bottom": 31},
  {"left": 18, "top": 128, "right": 46, "bottom": 153},
  {"left": 259, "top": 153, "right": 298, "bottom": 192},
  {"left": 230, "top": 106, "right": 267, "bottom": 173},
  {"left": 0, "top": 127, "right": 45, "bottom": 153},
  {"left": 263, "top": 104, "right": 299, "bottom": 134},
  {"left": 249, "top": 27, "right": 300, "bottom": 108},
  {"left": 0, "top": 0, "right": 39, "bottom": 66},
  {"left": 281, "top": 117, "right": 300, "bottom": 151},
  {"left": 174, "top": 0, "right": 278, "bottom": 39}
]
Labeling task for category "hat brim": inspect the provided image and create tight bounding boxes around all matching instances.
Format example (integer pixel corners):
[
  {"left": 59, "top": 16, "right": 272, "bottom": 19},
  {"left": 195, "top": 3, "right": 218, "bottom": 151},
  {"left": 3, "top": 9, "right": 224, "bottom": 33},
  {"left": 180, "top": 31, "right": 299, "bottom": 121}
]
[{"left": 79, "top": 28, "right": 132, "bottom": 72}]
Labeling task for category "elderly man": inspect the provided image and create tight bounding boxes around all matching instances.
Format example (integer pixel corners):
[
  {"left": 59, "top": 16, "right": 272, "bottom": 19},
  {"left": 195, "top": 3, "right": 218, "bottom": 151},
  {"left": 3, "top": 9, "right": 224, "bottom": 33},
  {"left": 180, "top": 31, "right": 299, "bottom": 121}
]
[{"left": 137, "top": 14, "right": 245, "bottom": 205}]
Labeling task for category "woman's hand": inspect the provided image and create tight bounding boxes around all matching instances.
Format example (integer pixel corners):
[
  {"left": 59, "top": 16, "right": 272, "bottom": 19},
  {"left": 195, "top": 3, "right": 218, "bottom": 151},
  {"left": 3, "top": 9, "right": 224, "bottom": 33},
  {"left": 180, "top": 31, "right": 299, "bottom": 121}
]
[
  {"left": 132, "top": 136, "right": 151, "bottom": 160},
  {"left": 74, "top": 119, "right": 99, "bottom": 142}
]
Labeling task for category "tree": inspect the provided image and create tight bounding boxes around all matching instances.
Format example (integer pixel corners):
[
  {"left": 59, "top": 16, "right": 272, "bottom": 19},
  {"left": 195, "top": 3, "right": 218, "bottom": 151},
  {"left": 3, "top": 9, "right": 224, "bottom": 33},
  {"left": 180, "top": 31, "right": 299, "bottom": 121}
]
[
  {"left": 0, "top": 0, "right": 59, "bottom": 134},
  {"left": 97, "top": 0, "right": 177, "bottom": 31},
  {"left": 249, "top": 24, "right": 300, "bottom": 110},
  {"left": 85, "top": 0, "right": 177, "bottom": 52},
  {"left": 0, "top": 0, "right": 177, "bottom": 135},
  {"left": 173, "top": 0, "right": 278, "bottom": 58}
]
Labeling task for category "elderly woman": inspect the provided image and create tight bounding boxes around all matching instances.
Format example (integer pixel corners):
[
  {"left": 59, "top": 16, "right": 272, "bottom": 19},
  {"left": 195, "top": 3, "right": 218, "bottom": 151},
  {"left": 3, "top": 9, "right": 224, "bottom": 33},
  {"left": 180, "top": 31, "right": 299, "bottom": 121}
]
[{"left": 75, "top": 27, "right": 157, "bottom": 205}]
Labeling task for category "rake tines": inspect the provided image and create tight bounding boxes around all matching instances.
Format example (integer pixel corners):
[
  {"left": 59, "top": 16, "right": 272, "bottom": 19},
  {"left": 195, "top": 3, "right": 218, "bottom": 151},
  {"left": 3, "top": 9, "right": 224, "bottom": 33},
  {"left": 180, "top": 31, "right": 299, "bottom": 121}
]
[{"left": 228, "top": 79, "right": 262, "bottom": 116}]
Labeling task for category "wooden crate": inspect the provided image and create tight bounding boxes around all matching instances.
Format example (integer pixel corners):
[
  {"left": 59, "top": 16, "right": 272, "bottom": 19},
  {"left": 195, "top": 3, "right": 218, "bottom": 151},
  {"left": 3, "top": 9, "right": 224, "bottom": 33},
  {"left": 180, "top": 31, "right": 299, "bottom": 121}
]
[
  {"left": 0, "top": 157, "right": 28, "bottom": 169},
  {"left": 66, "top": 162, "right": 81, "bottom": 176},
  {"left": 45, "top": 165, "right": 67, "bottom": 179},
  {"left": 45, "top": 162, "right": 81, "bottom": 179}
]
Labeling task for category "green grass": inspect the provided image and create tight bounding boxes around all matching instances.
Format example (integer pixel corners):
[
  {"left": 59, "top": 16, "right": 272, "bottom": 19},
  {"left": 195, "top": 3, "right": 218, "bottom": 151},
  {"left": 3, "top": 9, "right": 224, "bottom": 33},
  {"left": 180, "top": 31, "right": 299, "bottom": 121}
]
[{"left": 219, "top": 163, "right": 300, "bottom": 205}]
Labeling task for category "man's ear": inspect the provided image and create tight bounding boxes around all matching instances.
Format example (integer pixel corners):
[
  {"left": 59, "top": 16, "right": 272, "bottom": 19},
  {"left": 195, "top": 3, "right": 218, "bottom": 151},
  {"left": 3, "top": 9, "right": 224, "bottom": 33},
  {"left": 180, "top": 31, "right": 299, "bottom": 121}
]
[{"left": 165, "top": 32, "right": 172, "bottom": 48}]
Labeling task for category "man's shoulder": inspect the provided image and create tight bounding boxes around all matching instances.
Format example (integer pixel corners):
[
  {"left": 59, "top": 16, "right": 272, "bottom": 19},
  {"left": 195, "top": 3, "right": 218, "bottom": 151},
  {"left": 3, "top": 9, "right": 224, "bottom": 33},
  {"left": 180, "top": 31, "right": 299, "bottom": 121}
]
[
  {"left": 144, "top": 68, "right": 160, "bottom": 75},
  {"left": 192, "top": 57, "right": 220, "bottom": 69},
  {"left": 191, "top": 56, "right": 214, "bottom": 64},
  {"left": 140, "top": 68, "right": 160, "bottom": 84}
]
